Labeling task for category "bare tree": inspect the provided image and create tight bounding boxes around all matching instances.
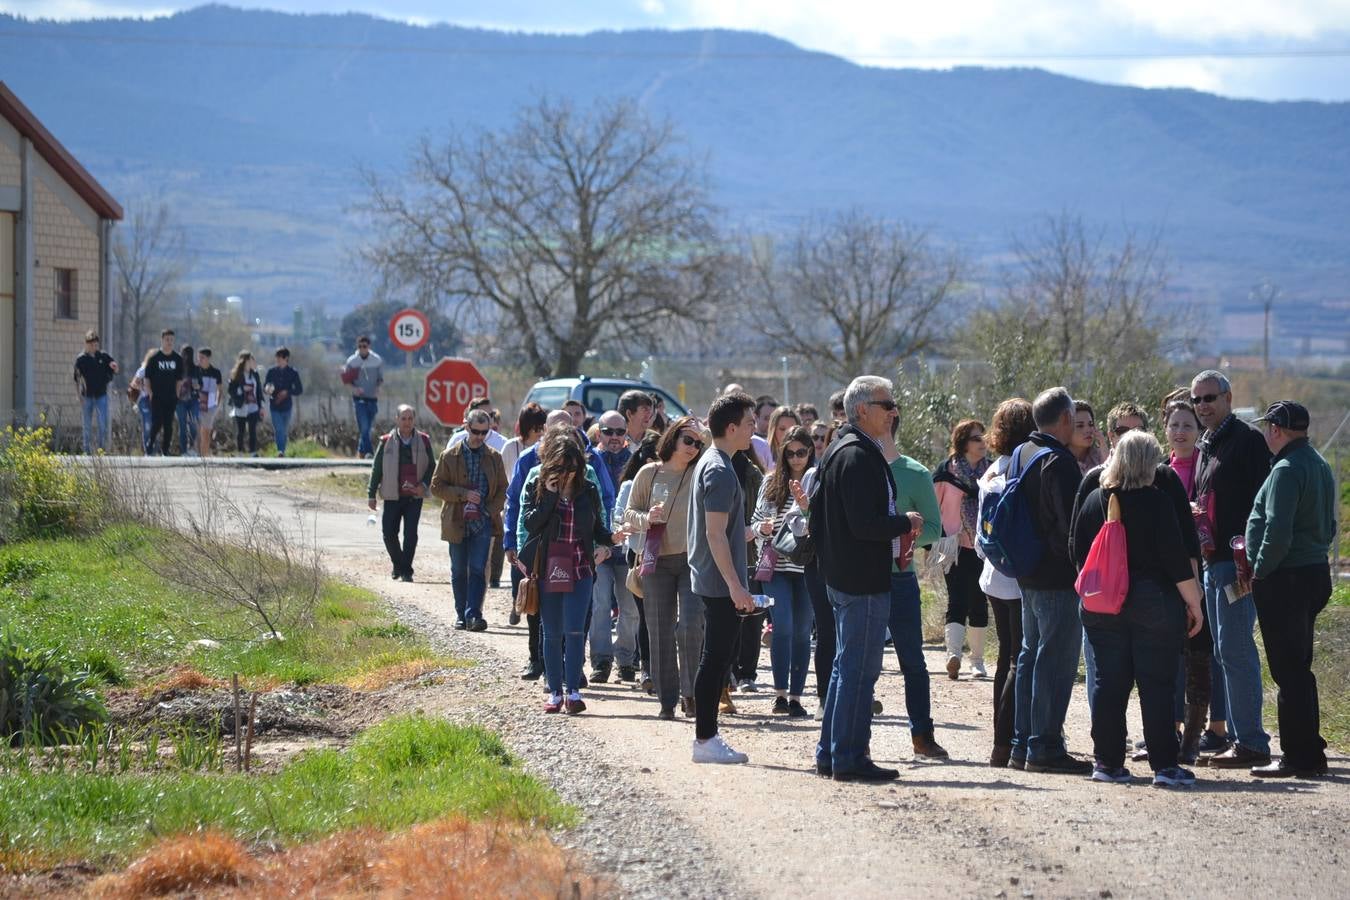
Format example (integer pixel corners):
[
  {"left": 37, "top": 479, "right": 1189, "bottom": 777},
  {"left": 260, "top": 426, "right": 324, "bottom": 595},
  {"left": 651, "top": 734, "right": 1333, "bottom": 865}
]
[
  {"left": 362, "top": 96, "right": 726, "bottom": 377},
  {"left": 112, "top": 202, "right": 191, "bottom": 365},
  {"left": 746, "top": 210, "right": 963, "bottom": 386}
]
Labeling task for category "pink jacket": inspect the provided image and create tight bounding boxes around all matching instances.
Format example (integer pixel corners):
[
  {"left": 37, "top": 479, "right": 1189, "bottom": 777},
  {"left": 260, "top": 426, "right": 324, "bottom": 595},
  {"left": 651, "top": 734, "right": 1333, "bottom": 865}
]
[{"left": 934, "top": 480, "right": 974, "bottom": 549}]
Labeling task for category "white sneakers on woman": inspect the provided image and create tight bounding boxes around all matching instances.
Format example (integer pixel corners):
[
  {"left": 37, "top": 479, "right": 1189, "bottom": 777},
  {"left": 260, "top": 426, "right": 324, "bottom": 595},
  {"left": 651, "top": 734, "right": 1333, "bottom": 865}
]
[{"left": 692, "top": 734, "right": 749, "bottom": 764}]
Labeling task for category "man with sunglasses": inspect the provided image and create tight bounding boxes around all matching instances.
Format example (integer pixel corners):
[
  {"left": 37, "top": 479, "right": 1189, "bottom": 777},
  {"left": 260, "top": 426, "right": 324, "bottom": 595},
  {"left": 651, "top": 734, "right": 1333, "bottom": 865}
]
[
  {"left": 1189, "top": 370, "right": 1273, "bottom": 769},
  {"left": 431, "top": 407, "right": 507, "bottom": 629},
  {"left": 588, "top": 411, "right": 640, "bottom": 684},
  {"left": 1104, "top": 402, "right": 1149, "bottom": 449},
  {"left": 344, "top": 336, "right": 384, "bottom": 459},
  {"left": 812, "top": 376, "right": 922, "bottom": 782}
]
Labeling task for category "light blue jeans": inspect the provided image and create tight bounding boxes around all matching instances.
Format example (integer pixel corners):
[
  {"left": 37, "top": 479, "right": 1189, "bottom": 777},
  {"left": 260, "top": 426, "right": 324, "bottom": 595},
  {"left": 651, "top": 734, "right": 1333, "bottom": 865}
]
[
  {"left": 1204, "top": 560, "right": 1269, "bottom": 754},
  {"left": 542, "top": 575, "right": 595, "bottom": 695},
  {"left": 1015, "top": 587, "right": 1083, "bottom": 763},
  {"left": 271, "top": 408, "right": 292, "bottom": 455},
  {"left": 81, "top": 394, "right": 109, "bottom": 453},
  {"left": 766, "top": 571, "right": 813, "bottom": 697},
  {"left": 589, "top": 556, "right": 640, "bottom": 668},
  {"left": 816, "top": 587, "right": 889, "bottom": 773},
  {"left": 353, "top": 397, "right": 378, "bottom": 456}
]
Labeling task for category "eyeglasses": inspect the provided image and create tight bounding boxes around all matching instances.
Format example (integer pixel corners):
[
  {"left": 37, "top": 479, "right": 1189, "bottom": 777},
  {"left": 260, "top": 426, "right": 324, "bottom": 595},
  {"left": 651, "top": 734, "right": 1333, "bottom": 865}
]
[
  {"left": 1190, "top": 393, "right": 1220, "bottom": 405},
  {"left": 600, "top": 427, "right": 625, "bottom": 437},
  {"left": 468, "top": 428, "right": 490, "bottom": 437},
  {"left": 679, "top": 434, "right": 705, "bottom": 451},
  {"left": 812, "top": 435, "right": 826, "bottom": 444},
  {"left": 1112, "top": 425, "right": 1144, "bottom": 436},
  {"left": 784, "top": 448, "right": 811, "bottom": 460},
  {"left": 868, "top": 399, "right": 898, "bottom": 411}
]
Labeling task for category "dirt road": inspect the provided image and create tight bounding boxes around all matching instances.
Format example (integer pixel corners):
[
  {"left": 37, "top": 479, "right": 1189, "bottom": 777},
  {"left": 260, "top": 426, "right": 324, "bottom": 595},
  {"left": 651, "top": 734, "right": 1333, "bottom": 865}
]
[{"left": 161, "top": 464, "right": 1350, "bottom": 899}]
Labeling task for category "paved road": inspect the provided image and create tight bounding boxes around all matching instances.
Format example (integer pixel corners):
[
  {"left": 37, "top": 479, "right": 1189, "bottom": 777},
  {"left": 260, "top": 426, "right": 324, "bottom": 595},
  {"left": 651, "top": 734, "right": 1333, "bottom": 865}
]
[{"left": 159, "top": 464, "right": 1350, "bottom": 899}]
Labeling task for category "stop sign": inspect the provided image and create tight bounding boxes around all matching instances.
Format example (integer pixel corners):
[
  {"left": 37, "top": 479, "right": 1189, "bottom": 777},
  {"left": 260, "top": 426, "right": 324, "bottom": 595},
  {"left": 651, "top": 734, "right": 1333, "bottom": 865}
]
[{"left": 424, "top": 357, "right": 490, "bottom": 426}]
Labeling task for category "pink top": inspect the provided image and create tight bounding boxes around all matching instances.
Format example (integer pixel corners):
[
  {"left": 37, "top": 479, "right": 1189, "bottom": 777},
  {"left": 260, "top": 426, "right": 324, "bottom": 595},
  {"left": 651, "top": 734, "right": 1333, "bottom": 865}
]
[
  {"left": 1169, "top": 451, "right": 1197, "bottom": 498},
  {"left": 934, "top": 481, "right": 974, "bottom": 549}
]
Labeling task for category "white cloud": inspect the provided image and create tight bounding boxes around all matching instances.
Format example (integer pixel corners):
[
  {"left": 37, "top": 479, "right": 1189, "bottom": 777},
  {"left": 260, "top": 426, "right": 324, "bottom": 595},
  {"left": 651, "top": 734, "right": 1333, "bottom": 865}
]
[{"left": 1121, "top": 58, "right": 1228, "bottom": 92}]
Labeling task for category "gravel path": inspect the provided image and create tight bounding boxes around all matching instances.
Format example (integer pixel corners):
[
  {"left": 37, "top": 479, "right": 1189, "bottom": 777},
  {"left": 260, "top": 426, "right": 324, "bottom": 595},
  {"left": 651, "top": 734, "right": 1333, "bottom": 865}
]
[{"left": 161, "top": 465, "right": 1350, "bottom": 899}]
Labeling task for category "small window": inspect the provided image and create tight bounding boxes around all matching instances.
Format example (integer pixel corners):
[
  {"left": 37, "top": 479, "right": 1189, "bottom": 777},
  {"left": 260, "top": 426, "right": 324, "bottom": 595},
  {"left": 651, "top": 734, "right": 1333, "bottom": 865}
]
[{"left": 55, "top": 268, "right": 76, "bottom": 319}]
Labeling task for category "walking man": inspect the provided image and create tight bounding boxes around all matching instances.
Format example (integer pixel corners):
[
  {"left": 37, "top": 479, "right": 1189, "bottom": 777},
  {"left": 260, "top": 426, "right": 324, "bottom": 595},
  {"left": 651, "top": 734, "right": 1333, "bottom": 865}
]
[
  {"left": 1190, "top": 370, "right": 1274, "bottom": 769},
  {"left": 1246, "top": 401, "right": 1336, "bottom": 777},
  {"left": 689, "top": 391, "right": 758, "bottom": 764},
  {"left": 813, "top": 376, "right": 921, "bottom": 782},
  {"left": 345, "top": 335, "right": 384, "bottom": 458},
  {"left": 265, "top": 347, "right": 304, "bottom": 457},
  {"left": 368, "top": 405, "right": 435, "bottom": 583},
  {"left": 432, "top": 408, "right": 507, "bottom": 630},
  {"left": 618, "top": 390, "right": 654, "bottom": 449},
  {"left": 589, "top": 411, "right": 639, "bottom": 683},
  {"left": 145, "top": 328, "right": 184, "bottom": 456},
  {"left": 73, "top": 330, "right": 117, "bottom": 453},
  {"left": 1012, "top": 387, "right": 1092, "bottom": 775}
]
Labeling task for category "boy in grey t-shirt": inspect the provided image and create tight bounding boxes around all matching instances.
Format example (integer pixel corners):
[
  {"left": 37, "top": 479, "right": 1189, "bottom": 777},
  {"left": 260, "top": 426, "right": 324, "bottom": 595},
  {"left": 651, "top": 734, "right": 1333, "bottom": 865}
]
[{"left": 687, "top": 392, "right": 758, "bottom": 766}]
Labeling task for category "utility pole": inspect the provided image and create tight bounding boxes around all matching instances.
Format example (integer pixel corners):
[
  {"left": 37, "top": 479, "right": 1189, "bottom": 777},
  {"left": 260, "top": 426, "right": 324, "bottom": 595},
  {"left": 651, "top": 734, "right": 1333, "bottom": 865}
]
[{"left": 1252, "top": 279, "right": 1280, "bottom": 372}]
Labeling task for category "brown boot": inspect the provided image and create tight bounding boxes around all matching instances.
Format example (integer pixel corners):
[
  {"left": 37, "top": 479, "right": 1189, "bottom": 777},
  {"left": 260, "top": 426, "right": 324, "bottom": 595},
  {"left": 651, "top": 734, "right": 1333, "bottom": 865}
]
[
  {"left": 913, "top": 733, "right": 949, "bottom": 760},
  {"left": 990, "top": 744, "right": 1012, "bottom": 768},
  {"left": 720, "top": 685, "right": 737, "bottom": 715}
]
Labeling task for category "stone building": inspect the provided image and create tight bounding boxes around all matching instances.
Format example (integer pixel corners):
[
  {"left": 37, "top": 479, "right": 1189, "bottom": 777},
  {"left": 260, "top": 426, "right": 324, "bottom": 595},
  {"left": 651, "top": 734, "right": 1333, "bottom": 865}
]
[{"left": 0, "top": 81, "right": 123, "bottom": 423}]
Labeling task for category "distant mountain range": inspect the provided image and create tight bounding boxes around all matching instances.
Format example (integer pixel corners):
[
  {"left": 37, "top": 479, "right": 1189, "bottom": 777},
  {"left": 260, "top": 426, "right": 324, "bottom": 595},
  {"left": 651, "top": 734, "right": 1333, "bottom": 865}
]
[{"left": 3, "top": 4, "right": 1348, "bottom": 358}]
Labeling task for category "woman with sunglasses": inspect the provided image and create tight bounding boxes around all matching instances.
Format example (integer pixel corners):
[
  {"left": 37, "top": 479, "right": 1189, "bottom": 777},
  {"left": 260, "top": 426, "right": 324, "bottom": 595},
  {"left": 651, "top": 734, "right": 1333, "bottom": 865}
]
[
  {"left": 751, "top": 425, "right": 816, "bottom": 717},
  {"left": 765, "top": 406, "right": 802, "bottom": 470},
  {"left": 623, "top": 416, "right": 708, "bottom": 719},
  {"left": 933, "top": 419, "right": 993, "bottom": 679},
  {"left": 520, "top": 433, "right": 613, "bottom": 714}
]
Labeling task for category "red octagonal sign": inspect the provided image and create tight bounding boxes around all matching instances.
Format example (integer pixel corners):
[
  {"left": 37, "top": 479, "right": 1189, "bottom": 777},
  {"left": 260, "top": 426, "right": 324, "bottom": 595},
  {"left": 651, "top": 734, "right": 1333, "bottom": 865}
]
[{"left": 424, "top": 357, "right": 490, "bottom": 427}]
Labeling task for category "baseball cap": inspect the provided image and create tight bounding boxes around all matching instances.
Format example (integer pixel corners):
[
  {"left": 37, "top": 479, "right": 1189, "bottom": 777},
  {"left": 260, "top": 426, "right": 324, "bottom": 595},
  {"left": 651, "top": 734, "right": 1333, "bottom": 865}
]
[{"left": 1255, "top": 400, "right": 1310, "bottom": 431}]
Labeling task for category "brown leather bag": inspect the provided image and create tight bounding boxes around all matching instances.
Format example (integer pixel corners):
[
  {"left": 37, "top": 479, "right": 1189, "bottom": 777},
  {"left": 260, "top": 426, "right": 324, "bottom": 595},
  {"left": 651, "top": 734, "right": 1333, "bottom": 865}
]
[{"left": 514, "top": 546, "right": 542, "bottom": 617}]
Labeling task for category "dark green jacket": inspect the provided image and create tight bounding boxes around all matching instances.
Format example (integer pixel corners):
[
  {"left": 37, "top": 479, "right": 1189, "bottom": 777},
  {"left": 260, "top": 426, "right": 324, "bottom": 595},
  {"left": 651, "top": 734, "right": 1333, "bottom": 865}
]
[{"left": 1245, "top": 438, "right": 1337, "bottom": 578}]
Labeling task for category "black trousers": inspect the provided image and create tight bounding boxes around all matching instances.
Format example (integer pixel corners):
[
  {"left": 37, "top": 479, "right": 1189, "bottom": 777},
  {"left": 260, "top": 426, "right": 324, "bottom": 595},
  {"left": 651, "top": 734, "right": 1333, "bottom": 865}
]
[
  {"left": 694, "top": 596, "right": 740, "bottom": 740},
  {"left": 381, "top": 497, "right": 422, "bottom": 576},
  {"left": 1083, "top": 578, "right": 1185, "bottom": 771},
  {"left": 944, "top": 546, "right": 989, "bottom": 627},
  {"left": 234, "top": 412, "right": 258, "bottom": 453},
  {"left": 732, "top": 611, "right": 766, "bottom": 682},
  {"left": 989, "top": 595, "right": 1022, "bottom": 750},
  {"left": 1254, "top": 563, "right": 1332, "bottom": 769},
  {"left": 149, "top": 398, "right": 176, "bottom": 455},
  {"left": 806, "top": 561, "right": 834, "bottom": 700}
]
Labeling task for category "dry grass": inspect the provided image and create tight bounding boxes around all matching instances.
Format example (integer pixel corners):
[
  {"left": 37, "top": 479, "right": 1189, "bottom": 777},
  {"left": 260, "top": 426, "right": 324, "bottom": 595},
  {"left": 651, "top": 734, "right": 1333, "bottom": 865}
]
[
  {"left": 344, "top": 658, "right": 451, "bottom": 691},
  {"left": 140, "top": 666, "right": 227, "bottom": 695},
  {"left": 88, "top": 817, "right": 604, "bottom": 899}
]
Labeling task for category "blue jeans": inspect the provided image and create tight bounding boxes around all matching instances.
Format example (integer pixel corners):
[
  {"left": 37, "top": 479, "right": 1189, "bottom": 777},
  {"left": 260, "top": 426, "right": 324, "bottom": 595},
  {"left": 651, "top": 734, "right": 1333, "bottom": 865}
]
[
  {"left": 1014, "top": 587, "right": 1082, "bottom": 763},
  {"left": 176, "top": 399, "right": 198, "bottom": 455},
  {"left": 137, "top": 398, "right": 154, "bottom": 455},
  {"left": 271, "top": 408, "right": 292, "bottom": 455},
  {"left": 767, "top": 571, "right": 813, "bottom": 697},
  {"left": 449, "top": 527, "right": 492, "bottom": 624},
  {"left": 541, "top": 575, "right": 594, "bottom": 695},
  {"left": 589, "top": 557, "right": 640, "bottom": 667},
  {"left": 816, "top": 587, "right": 889, "bottom": 773},
  {"left": 81, "top": 395, "right": 109, "bottom": 453},
  {"left": 1204, "top": 560, "right": 1269, "bottom": 753},
  {"left": 889, "top": 571, "right": 933, "bottom": 736},
  {"left": 353, "top": 397, "right": 378, "bottom": 456}
]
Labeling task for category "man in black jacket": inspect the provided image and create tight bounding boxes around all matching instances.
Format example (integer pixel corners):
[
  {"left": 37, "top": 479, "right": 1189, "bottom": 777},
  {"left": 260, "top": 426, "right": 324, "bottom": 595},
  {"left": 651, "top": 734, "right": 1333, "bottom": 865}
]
[
  {"left": 1012, "top": 387, "right": 1092, "bottom": 775},
  {"left": 1190, "top": 370, "right": 1273, "bottom": 769},
  {"left": 813, "top": 375, "right": 921, "bottom": 783},
  {"left": 145, "top": 328, "right": 184, "bottom": 456}
]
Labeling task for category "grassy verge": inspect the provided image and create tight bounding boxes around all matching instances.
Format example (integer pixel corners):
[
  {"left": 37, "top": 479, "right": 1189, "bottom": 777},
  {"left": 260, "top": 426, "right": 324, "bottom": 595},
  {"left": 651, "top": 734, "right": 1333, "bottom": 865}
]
[
  {"left": 0, "top": 524, "right": 454, "bottom": 688},
  {"left": 1310, "top": 580, "right": 1349, "bottom": 748},
  {"left": 0, "top": 714, "right": 572, "bottom": 872}
]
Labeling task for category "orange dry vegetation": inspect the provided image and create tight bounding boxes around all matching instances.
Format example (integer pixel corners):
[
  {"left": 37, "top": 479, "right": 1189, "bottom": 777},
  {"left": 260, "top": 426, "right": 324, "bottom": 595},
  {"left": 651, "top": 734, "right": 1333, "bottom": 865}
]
[
  {"left": 344, "top": 658, "right": 447, "bottom": 691},
  {"left": 141, "top": 667, "right": 226, "bottom": 694},
  {"left": 88, "top": 818, "right": 604, "bottom": 898}
]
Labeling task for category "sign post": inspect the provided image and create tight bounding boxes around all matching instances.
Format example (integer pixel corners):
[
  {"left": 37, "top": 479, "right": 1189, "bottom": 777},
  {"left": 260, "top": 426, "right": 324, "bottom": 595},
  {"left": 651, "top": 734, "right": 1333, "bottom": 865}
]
[{"left": 424, "top": 357, "right": 490, "bottom": 427}]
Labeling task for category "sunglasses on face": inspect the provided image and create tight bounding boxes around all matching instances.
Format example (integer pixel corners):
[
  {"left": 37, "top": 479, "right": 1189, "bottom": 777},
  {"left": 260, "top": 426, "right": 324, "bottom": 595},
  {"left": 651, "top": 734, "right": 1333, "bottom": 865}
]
[
  {"left": 1113, "top": 425, "right": 1144, "bottom": 436},
  {"left": 1190, "top": 393, "right": 1220, "bottom": 405},
  {"left": 680, "top": 434, "right": 704, "bottom": 451},
  {"left": 600, "top": 427, "right": 625, "bottom": 437},
  {"left": 784, "top": 448, "right": 811, "bottom": 460},
  {"left": 812, "top": 435, "right": 826, "bottom": 444},
  {"left": 468, "top": 428, "right": 490, "bottom": 437},
  {"left": 868, "top": 399, "right": 898, "bottom": 411}
]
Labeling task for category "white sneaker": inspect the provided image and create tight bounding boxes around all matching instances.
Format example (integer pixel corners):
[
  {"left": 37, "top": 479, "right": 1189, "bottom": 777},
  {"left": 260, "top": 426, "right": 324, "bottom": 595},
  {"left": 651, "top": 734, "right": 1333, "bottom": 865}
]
[
  {"left": 970, "top": 658, "right": 988, "bottom": 679},
  {"left": 692, "top": 734, "right": 749, "bottom": 764},
  {"left": 814, "top": 704, "right": 826, "bottom": 721}
]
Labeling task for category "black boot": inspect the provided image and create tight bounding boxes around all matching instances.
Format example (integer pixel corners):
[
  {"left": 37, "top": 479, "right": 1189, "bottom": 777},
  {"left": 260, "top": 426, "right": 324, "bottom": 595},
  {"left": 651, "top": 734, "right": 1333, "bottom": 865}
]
[{"left": 1179, "top": 650, "right": 1211, "bottom": 763}]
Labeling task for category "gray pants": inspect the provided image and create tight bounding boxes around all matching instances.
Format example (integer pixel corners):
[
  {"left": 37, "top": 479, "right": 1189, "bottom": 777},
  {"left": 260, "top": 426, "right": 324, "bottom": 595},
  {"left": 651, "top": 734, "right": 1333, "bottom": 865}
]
[
  {"left": 590, "top": 557, "right": 640, "bottom": 667},
  {"left": 642, "top": 552, "right": 705, "bottom": 709}
]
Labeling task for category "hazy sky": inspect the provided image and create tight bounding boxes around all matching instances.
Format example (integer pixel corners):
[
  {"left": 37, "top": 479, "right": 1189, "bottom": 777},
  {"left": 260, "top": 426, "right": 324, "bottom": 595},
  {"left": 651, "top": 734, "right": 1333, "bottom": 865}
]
[{"left": 4, "top": 0, "right": 1349, "bottom": 101}]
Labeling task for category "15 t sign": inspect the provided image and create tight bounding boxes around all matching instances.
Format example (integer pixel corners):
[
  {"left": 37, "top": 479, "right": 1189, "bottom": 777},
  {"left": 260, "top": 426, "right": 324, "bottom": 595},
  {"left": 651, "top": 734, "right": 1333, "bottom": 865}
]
[
  {"left": 425, "top": 357, "right": 490, "bottom": 427},
  {"left": 388, "top": 308, "right": 431, "bottom": 353}
]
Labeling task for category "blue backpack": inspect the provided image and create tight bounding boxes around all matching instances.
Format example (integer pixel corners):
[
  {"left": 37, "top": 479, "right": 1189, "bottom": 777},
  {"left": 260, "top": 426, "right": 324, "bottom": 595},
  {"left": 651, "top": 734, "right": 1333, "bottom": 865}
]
[{"left": 977, "top": 444, "right": 1056, "bottom": 579}]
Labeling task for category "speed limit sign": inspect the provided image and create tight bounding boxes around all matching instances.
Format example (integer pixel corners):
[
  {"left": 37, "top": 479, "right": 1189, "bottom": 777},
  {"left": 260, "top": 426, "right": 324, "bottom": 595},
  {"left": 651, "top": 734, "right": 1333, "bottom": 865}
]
[{"left": 388, "top": 308, "right": 431, "bottom": 353}]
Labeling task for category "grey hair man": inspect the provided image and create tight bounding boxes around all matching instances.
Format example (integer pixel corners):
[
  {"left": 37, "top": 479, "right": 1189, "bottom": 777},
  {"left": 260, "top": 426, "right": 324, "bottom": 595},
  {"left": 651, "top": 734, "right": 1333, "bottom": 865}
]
[
  {"left": 588, "top": 410, "right": 640, "bottom": 683},
  {"left": 1190, "top": 369, "right": 1273, "bottom": 769},
  {"left": 368, "top": 403, "right": 435, "bottom": 583},
  {"left": 1010, "top": 386, "right": 1092, "bottom": 776}
]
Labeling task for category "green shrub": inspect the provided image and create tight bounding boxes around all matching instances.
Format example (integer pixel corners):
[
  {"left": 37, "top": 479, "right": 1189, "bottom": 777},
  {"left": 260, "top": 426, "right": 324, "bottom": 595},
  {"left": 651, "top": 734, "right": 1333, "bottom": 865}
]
[
  {"left": 0, "top": 426, "right": 105, "bottom": 542},
  {"left": 78, "top": 648, "right": 126, "bottom": 687},
  {"left": 0, "top": 631, "right": 108, "bottom": 745}
]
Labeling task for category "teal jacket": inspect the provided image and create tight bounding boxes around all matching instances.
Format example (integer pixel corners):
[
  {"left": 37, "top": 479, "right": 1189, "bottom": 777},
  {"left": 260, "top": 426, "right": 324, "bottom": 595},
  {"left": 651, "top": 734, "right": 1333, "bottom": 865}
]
[
  {"left": 890, "top": 455, "right": 944, "bottom": 575},
  {"left": 515, "top": 463, "right": 603, "bottom": 552},
  {"left": 1245, "top": 438, "right": 1337, "bottom": 578}
]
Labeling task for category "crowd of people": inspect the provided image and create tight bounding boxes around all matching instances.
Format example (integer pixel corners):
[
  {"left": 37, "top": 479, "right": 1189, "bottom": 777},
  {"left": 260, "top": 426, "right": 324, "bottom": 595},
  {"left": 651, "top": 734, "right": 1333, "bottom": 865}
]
[{"left": 362, "top": 371, "right": 1337, "bottom": 785}]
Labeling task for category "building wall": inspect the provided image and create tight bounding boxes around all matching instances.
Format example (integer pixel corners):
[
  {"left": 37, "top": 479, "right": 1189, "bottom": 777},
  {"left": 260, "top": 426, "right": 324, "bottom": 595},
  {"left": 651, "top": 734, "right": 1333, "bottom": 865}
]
[
  {"left": 30, "top": 166, "right": 104, "bottom": 416},
  {"left": 0, "top": 122, "right": 19, "bottom": 183}
]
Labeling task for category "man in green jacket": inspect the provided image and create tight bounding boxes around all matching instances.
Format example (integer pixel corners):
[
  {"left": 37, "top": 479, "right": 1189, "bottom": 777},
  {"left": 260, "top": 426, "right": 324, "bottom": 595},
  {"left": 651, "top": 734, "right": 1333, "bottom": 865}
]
[{"left": 1245, "top": 401, "right": 1337, "bottom": 778}]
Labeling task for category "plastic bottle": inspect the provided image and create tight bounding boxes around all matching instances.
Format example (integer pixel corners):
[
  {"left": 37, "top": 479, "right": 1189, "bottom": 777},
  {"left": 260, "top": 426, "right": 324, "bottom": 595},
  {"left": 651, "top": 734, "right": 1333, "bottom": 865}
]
[
  {"left": 366, "top": 513, "right": 377, "bottom": 526},
  {"left": 751, "top": 593, "right": 775, "bottom": 610}
]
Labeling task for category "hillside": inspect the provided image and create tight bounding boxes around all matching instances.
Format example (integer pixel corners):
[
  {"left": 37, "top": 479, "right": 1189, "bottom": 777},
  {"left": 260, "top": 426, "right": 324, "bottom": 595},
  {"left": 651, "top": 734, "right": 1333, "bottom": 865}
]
[{"left": 2, "top": 4, "right": 1347, "bottom": 357}]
